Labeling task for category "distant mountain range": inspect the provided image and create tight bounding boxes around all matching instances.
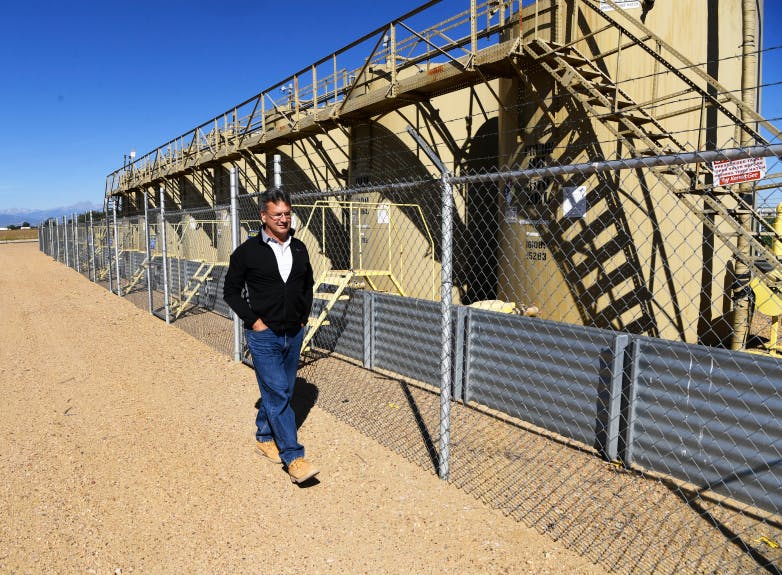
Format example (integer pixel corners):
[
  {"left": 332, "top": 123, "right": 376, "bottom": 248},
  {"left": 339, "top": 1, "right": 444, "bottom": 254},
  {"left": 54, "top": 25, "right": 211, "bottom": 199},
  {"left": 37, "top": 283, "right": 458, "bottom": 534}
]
[{"left": 0, "top": 202, "right": 102, "bottom": 227}]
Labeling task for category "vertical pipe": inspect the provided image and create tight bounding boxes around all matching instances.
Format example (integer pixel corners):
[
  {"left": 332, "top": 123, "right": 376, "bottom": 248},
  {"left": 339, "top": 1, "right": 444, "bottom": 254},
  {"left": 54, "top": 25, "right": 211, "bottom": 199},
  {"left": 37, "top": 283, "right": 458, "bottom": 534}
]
[
  {"left": 55, "top": 218, "right": 60, "bottom": 262},
  {"left": 390, "top": 24, "right": 397, "bottom": 96},
  {"left": 64, "top": 215, "right": 70, "bottom": 268},
  {"left": 230, "top": 167, "right": 242, "bottom": 362},
  {"left": 160, "top": 185, "right": 171, "bottom": 324},
  {"left": 730, "top": 0, "right": 759, "bottom": 349},
  {"left": 405, "top": 123, "right": 453, "bottom": 479},
  {"left": 439, "top": 172, "right": 453, "bottom": 481},
  {"left": 357, "top": 201, "right": 363, "bottom": 270},
  {"left": 89, "top": 211, "right": 96, "bottom": 283},
  {"left": 106, "top": 202, "right": 113, "bottom": 293},
  {"left": 552, "top": 0, "right": 563, "bottom": 44},
  {"left": 312, "top": 64, "right": 318, "bottom": 114},
  {"left": 470, "top": 0, "right": 477, "bottom": 68},
  {"left": 333, "top": 54, "right": 338, "bottom": 104},
  {"left": 350, "top": 204, "right": 355, "bottom": 270},
  {"left": 112, "top": 200, "right": 122, "bottom": 296},
  {"left": 73, "top": 213, "right": 80, "bottom": 273},
  {"left": 774, "top": 202, "right": 782, "bottom": 259},
  {"left": 143, "top": 190, "right": 153, "bottom": 314}
]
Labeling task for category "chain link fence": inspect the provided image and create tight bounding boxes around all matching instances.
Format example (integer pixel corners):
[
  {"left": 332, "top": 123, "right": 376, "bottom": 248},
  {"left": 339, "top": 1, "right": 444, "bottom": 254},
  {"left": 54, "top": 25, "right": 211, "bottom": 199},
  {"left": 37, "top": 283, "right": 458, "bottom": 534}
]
[
  {"left": 40, "top": 141, "right": 782, "bottom": 574},
  {"left": 34, "top": 0, "right": 782, "bottom": 570}
]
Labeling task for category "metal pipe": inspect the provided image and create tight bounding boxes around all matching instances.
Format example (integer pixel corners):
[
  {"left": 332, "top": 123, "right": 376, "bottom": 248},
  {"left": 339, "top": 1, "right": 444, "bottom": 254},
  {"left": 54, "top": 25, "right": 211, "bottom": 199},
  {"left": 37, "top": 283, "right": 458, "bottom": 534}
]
[
  {"left": 230, "top": 167, "right": 242, "bottom": 362},
  {"left": 438, "top": 171, "right": 453, "bottom": 481},
  {"left": 112, "top": 200, "right": 121, "bottom": 296},
  {"left": 159, "top": 185, "right": 171, "bottom": 324},
  {"left": 143, "top": 190, "right": 153, "bottom": 314},
  {"left": 73, "top": 213, "right": 79, "bottom": 273},
  {"left": 730, "top": 0, "right": 760, "bottom": 350},
  {"left": 89, "top": 211, "right": 95, "bottom": 282},
  {"left": 105, "top": 201, "right": 113, "bottom": 293},
  {"left": 449, "top": 144, "right": 782, "bottom": 186},
  {"left": 553, "top": 0, "right": 563, "bottom": 44},
  {"left": 774, "top": 202, "right": 782, "bottom": 259},
  {"left": 405, "top": 124, "right": 452, "bottom": 480},
  {"left": 63, "top": 215, "right": 69, "bottom": 268}
]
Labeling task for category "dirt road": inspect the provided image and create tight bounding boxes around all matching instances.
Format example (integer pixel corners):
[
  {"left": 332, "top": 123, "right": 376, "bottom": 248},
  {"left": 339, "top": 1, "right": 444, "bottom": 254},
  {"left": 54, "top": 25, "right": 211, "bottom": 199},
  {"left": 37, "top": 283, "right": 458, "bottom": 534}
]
[{"left": 0, "top": 242, "right": 606, "bottom": 574}]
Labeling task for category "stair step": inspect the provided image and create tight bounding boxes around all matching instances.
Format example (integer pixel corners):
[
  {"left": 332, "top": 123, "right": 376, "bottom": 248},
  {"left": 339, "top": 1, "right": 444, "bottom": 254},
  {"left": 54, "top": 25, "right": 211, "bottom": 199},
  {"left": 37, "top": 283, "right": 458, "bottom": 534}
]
[
  {"left": 321, "top": 273, "right": 351, "bottom": 284},
  {"left": 607, "top": 112, "right": 653, "bottom": 125},
  {"left": 567, "top": 68, "right": 603, "bottom": 81},
  {"left": 554, "top": 52, "right": 591, "bottom": 67},
  {"left": 314, "top": 292, "right": 350, "bottom": 302},
  {"left": 569, "top": 80, "right": 616, "bottom": 97}
]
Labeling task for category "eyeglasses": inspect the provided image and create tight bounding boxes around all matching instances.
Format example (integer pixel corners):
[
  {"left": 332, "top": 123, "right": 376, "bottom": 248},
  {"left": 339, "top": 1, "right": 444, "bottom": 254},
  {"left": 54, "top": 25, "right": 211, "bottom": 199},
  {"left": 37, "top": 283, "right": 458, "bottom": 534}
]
[{"left": 266, "top": 211, "right": 291, "bottom": 221}]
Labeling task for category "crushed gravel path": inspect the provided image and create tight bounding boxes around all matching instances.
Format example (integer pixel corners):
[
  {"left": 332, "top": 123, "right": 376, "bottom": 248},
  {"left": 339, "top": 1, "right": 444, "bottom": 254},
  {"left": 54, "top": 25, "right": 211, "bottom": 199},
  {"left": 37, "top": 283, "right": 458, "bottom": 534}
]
[{"left": 0, "top": 242, "right": 607, "bottom": 575}]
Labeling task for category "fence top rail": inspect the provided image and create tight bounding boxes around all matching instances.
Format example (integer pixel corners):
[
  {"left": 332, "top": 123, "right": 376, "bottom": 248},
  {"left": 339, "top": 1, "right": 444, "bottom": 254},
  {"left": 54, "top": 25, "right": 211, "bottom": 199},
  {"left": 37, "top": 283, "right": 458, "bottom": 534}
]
[{"left": 450, "top": 144, "right": 782, "bottom": 186}]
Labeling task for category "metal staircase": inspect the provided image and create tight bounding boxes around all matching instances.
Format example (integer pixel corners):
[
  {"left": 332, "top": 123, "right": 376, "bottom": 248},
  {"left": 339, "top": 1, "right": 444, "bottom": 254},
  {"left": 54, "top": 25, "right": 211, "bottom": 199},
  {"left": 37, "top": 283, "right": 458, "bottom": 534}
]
[
  {"left": 516, "top": 1, "right": 782, "bottom": 291},
  {"left": 302, "top": 269, "right": 406, "bottom": 353},
  {"left": 171, "top": 261, "right": 215, "bottom": 319},
  {"left": 123, "top": 256, "right": 149, "bottom": 294}
]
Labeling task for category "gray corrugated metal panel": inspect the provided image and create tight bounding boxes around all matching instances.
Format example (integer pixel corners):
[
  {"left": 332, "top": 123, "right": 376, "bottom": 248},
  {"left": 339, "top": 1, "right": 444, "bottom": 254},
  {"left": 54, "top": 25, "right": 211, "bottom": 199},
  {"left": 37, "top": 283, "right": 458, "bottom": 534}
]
[
  {"left": 372, "top": 294, "right": 442, "bottom": 387},
  {"left": 168, "top": 258, "right": 182, "bottom": 295},
  {"left": 208, "top": 266, "right": 232, "bottom": 319},
  {"left": 465, "top": 312, "right": 622, "bottom": 450},
  {"left": 628, "top": 337, "right": 782, "bottom": 516},
  {"left": 311, "top": 291, "right": 365, "bottom": 361},
  {"left": 195, "top": 264, "right": 229, "bottom": 316}
]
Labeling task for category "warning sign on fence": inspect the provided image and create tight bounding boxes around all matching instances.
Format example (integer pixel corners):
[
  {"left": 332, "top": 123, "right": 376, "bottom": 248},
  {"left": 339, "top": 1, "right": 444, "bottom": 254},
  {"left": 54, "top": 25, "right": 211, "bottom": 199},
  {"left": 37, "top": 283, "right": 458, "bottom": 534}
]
[
  {"left": 711, "top": 157, "right": 767, "bottom": 186},
  {"left": 600, "top": 1, "right": 641, "bottom": 11}
]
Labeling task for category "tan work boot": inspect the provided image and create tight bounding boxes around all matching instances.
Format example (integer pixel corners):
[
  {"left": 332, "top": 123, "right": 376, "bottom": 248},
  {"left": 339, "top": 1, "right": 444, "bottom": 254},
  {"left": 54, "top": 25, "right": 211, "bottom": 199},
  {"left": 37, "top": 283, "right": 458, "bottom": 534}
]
[
  {"left": 287, "top": 457, "right": 320, "bottom": 483},
  {"left": 255, "top": 440, "right": 281, "bottom": 464}
]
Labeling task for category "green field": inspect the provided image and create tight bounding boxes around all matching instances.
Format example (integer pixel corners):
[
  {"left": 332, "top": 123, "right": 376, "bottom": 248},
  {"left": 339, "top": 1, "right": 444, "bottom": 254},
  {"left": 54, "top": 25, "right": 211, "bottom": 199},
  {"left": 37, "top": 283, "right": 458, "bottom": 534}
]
[{"left": 0, "top": 228, "right": 38, "bottom": 242}]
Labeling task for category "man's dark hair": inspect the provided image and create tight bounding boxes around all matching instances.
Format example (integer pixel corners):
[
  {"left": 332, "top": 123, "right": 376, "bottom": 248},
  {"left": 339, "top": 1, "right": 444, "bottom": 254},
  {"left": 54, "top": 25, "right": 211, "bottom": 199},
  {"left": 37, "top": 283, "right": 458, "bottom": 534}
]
[{"left": 260, "top": 189, "right": 291, "bottom": 211}]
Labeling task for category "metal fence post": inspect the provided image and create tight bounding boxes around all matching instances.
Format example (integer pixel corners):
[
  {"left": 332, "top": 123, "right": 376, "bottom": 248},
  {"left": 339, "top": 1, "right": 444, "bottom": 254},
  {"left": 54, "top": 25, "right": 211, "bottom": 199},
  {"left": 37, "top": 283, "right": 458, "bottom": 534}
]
[
  {"left": 55, "top": 218, "right": 60, "bottom": 262},
  {"left": 63, "top": 215, "right": 70, "bottom": 268},
  {"left": 73, "top": 213, "right": 80, "bottom": 273},
  {"left": 406, "top": 125, "right": 452, "bottom": 480},
  {"left": 230, "top": 167, "right": 241, "bottom": 361},
  {"left": 159, "top": 185, "right": 171, "bottom": 324},
  {"left": 88, "top": 212, "right": 96, "bottom": 282},
  {"left": 363, "top": 291, "right": 374, "bottom": 369},
  {"left": 143, "top": 190, "right": 153, "bottom": 314},
  {"left": 105, "top": 202, "right": 113, "bottom": 293},
  {"left": 438, "top": 172, "right": 454, "bottom": 481},
  {"left": 112, "top": 200, "right": 122, "bottom": 296}
]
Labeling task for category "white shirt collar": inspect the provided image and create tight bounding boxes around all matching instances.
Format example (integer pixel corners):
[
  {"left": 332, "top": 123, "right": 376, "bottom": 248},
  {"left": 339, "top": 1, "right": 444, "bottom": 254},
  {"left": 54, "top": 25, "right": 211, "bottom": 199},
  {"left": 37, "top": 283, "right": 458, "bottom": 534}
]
[{"left": 261, "top": 227, "right": 291, "bottom": 246}]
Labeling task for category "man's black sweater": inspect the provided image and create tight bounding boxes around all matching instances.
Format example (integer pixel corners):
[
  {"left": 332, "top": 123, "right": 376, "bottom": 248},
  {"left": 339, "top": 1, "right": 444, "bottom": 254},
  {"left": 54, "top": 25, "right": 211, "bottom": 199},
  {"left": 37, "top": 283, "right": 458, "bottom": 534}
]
[{"left": 223, "top": 233, "right": 314, "bottom": 334}]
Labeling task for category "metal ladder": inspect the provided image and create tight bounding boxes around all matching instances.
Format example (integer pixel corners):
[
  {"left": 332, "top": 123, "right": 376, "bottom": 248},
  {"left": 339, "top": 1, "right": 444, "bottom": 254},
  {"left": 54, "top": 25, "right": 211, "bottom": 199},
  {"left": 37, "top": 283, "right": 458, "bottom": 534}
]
[
  {"left": 519, "top": 33, "right": 782, "bottom": 291},
  {"left": 172, "top": 261, "right": 215, "bottom": 319},
  {"left": 302, "top": 269, "right": 407, "bottom": 352},
  {"left": 123, "top": 256, "right": 149, "bottom": 295}
]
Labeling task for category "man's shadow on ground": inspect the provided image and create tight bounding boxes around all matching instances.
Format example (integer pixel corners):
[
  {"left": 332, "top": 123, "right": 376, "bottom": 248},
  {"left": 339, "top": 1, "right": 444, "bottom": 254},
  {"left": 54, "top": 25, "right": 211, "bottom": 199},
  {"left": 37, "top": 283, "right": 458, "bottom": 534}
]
[{"left": 253, "top": 377, "right": 319, "bottom": 429}]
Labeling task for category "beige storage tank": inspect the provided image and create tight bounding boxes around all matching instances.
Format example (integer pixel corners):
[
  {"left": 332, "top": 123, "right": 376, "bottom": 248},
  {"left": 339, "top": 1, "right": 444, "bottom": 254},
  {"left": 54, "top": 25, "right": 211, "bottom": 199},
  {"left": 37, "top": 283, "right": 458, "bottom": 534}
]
[{"left": 495, "top": 0, "right": 756, "bottom": 343}]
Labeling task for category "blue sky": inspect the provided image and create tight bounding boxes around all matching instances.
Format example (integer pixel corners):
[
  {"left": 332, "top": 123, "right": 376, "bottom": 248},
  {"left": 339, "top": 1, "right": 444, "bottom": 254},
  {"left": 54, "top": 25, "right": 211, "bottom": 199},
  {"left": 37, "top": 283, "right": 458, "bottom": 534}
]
[{"left": 0, "top": 0, "right": 780, "bottom": 212}]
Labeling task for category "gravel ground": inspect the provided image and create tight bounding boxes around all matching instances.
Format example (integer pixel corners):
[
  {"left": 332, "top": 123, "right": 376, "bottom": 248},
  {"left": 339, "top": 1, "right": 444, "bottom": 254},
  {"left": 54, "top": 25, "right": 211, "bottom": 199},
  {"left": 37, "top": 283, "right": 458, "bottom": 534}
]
[{"left": 0, "top": 242, "right": 609, "bottom": 574}]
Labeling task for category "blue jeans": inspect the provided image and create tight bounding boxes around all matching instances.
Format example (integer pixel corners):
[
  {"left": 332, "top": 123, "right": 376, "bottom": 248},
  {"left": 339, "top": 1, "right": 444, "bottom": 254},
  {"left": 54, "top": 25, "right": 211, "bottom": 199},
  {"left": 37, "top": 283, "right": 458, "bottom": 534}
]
[{"left": 245, "top": 327, "right": 305, "bottom": 465}]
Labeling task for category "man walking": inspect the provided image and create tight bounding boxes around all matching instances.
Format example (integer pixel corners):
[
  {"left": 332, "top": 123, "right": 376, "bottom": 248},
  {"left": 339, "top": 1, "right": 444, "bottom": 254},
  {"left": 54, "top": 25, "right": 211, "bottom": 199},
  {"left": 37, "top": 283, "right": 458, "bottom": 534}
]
[{"left": 223, "top": 189, "right": 319, "bottom": 484}]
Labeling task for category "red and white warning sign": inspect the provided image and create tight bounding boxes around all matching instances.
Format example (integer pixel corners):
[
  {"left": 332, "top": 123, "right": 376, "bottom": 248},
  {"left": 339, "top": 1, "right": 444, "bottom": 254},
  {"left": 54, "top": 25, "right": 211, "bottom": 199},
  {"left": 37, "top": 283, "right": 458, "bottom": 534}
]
[{"left": 711, "top": 157, "right": 767, "bottom": 186}]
